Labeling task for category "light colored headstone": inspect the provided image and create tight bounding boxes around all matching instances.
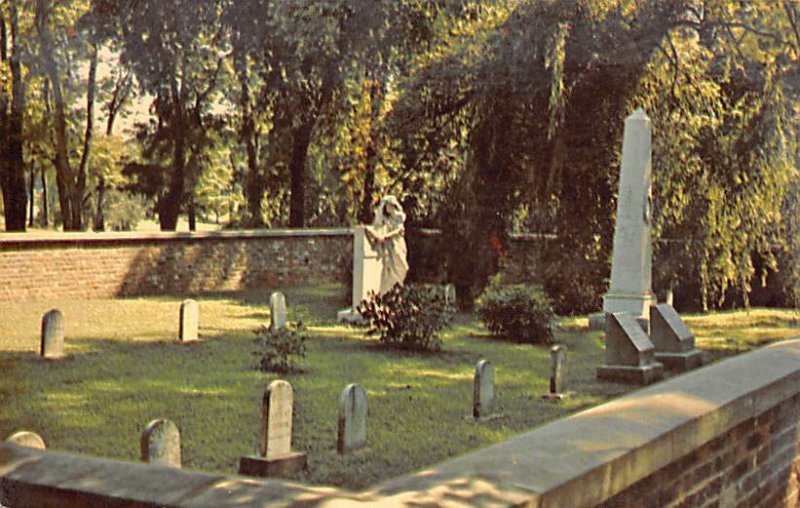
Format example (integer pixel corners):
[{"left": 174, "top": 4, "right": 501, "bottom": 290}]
[
  {"left": 444, "top": 284, "right": 457, "bottom": 307},
  {"left": 179, "top": 299, "right": 199, "bottom": 342},
  {"left": 549, "top": 345, "right": 567, "bottom": 397},
  {"left": 261, "top": 380, "right": 293, "bottom": 459},
  {"left": 5, "top": 431, "right": 46, "bottom": 450},
  {"left": 473, "top": 360, "right": 495, "bottom": 419},
  {"left": 601, "top": 109, "right": 657, "bottom": 323},
  {"left": 650, "top": 304, "right": 703, "bottom": 371},
  {"left": 338, "top": 226, "right": 382, "bottom": 323},
  {"left": 40, "top": 309, "right": 66, "bottom": 359},
  {"left": 338, "top": 384, "right": 367, "bottom": 454},
  {"left": 597, "top": 312, "right": 663, "bottom": 385},
  {"left": 665, "top": 289, "right": 674, "bottom": 306},
  {"left": 141, "top": 419, "right": 181, "bottom": 467},
  {"left": 238, "top": 380, "right": 306, "bottom": 477},
  {"left": 270, "top": 292, "right": 287, "bottom": 330}
]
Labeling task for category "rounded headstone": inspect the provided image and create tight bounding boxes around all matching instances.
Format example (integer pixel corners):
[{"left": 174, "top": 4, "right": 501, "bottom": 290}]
[
  {"left": 40, "top": 309, "right": 66, "bottom": 359},
  {"left": 261, "top": 380, "right": 293, "bottom": 459},
  {"left": 270, "top": 292, "right": 287, "bottom": 330},
  {"left": 179, "top": 299, "right": 199, "bottom": 342},
  {"left": 5, "top": 431, "right": 46, "bottom": 450},
  {"left": 473, "top": 359, "right": 495, "bottom": 418},
  {"left": 337, "top": 384, "right": 367, "bottom": 454},
  {"left": 141, "top": 419, "right": 181, "bottom": 467}
]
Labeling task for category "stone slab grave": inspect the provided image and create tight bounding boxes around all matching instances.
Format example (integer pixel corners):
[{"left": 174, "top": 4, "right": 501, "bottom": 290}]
[
  {"left": 542, "top": 344, "right": 569, "bottom": 401},
  {"left": 239, "top": 380, "right": 306, "bottom": 477},
  {"left": 40, "top": 309, "right": 67, "bottom": 360},
  {"left": 597, "top": 312, "right": 663, "bottom": 385},
  {"left": 178, "top": 299, "right": 199, "bottom": 342},
  {"left": 337, "top": 384, "right": 367, "bottom": 454},
  {"left": 650, "top": 304, "right": 703, "bottom": 371},
  {"left": 590, "top": 109, "right": 657, "bottom": 330},
  {"left": 5, "top": 431, "right": 46, "bottom": 450},
  {"left": 141, "top": 419, "right": 181, "bottom": 468},
  {"left": 338, "top": 226, "right": 382, "bottom": 323},
  {"left": 269, "top": 292, "right": 287, "bottom": 330},
  {"left": 472, "top": 360, "right": 501, "bottom": 421}
]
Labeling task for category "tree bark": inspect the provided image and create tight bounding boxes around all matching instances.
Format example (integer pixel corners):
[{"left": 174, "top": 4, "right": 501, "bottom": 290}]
[
  {"left": 77, "top": 40, "right": 98, "bottom": 224},
  {"left": 289, "top": 118, "right": 314, "bottom": 228},
  {"left": 234, "top": 44, "right": 264, "bottom": 227},
  {"left": 158, "top": 71, "right": 187, "bottom": 231},
  {"left": 0, "top": 2, "right": 27, "bottom": 231}
]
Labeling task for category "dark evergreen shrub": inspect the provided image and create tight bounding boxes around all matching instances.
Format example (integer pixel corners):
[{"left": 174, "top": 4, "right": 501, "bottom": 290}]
[
  {"left": 254, "top": 322, "right": 308, "bottom": 372},
  {"left": 475, "top": 282, "right": 554, "bottom": 344}
]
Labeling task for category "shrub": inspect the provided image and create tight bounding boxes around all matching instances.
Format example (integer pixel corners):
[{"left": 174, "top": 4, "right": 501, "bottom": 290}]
[
  {"left": 475, "top": 282, "right": 554, "bottom": 344},
  {"left": 357, "top": 284, "right": 454, "bottom": 351},
  {"left": 253, "top": 322, "right": 308, "bottom": 373}
]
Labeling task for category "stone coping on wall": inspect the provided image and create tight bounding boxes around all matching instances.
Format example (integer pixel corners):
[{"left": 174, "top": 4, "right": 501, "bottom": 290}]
[
  {"left": 0, "top": 228, "right": 353, "bottom": 248},
  {"left": 2, "top": 338, "right": 800, "bottom": 507}
]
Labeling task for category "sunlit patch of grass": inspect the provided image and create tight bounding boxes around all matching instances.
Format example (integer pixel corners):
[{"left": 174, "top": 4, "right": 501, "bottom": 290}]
[{"left": 0, "top": 291, "right": 796, "bottom": 490}]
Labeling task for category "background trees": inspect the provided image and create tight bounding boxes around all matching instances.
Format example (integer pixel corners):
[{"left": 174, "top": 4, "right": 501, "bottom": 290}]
[{"left": 0, "top": 0, "right": 796, "bottom": 311}]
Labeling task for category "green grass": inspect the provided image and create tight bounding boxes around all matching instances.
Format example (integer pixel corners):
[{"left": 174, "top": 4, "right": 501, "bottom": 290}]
[{"left": 0, "top": 288, "right": 797, "bottom": 490}]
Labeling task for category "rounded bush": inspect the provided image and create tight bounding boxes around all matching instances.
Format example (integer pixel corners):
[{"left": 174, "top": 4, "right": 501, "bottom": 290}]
[{"left": 475, "top": 283, "right": 554, "bottom": 344}]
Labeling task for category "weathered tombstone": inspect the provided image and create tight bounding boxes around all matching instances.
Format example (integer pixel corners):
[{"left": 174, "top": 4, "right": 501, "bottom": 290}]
[
  {"left": 269, "top": 292, "right": 287, "bottom": 331},
  {"left": 444, "top": 284, "right": 457, "bottom": 307},
  {"left": 337, "top": 384, "right": 367, "bottom": 454},
  {"left": 543, "top": 345, "right": 568, "bottom": 401},
  {"left": 239, "top": 380, "right": 306, "bottom": 477},
  {"left": 140, "top": 419, "right": 181, "bottom": 467},
  {"left": 5, "top": 431, "right": 46, "bottom": 450},
  {"left": 597, "top": 312, "right": 664, "bottom": 385},
  {"left": 337, "top": 226, "right": 382, "bottom": 323},
  {"left": 40, "top": 309, "right": 66, "bottom": 359},
  {"left": 178, "top": 299, "right": 199, "bottom": 342},
  {"left": 650, "top": 304, "right": 703, "bottom": 371},
  {"left": 590, "top": 109, "right": 657, "bottom": 330},
  {"left": 665, "top": 289, "right": 674, "bottom": 307},
  {"left": 473, "top": 360, "right": 496, "bottom": 419}
]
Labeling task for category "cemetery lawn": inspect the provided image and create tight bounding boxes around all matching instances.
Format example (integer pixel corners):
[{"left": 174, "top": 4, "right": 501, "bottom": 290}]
[{"left": 0, "top": 287, "right": 797, "bottom": 490}]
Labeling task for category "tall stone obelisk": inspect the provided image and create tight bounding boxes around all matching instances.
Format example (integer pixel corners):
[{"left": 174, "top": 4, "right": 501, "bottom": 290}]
[{"left": 601, "top": 108, "right": 657, "bottom": 322}]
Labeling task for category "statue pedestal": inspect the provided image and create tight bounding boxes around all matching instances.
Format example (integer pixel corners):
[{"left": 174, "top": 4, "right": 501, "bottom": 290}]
[{"left": 338, "top": 226, "right": 382, "bottom": 323}]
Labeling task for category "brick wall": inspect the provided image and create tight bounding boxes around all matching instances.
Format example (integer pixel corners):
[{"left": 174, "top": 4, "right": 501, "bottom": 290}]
[
  {"left": 0, "top": 230, "right": 550, "bottom": 302},
  {"left": 0, "top": 230, "right": 352, "bottom": 301}
]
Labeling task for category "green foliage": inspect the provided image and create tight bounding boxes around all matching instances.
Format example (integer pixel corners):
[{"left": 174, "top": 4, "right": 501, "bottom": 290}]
[
  {"left": 475, "top": 280, "right": 554, "bottom": 345},
  {"left": 253, "top": 322, "right": 308, "bottom": 373},
  {"left": 357, "top": 284, "right": 454, "bottom": 351},
  {"left": 103, "top": 189, "right": 145, "bottom": 231}
]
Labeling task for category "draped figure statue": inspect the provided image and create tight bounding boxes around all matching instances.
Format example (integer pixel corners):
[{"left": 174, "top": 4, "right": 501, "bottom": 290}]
[{"left": 365, "top": 195, "right": 409, "bottom": 296}]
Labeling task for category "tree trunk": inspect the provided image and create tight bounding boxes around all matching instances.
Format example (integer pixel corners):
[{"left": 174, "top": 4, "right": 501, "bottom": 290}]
[
  {"left": 158, "top": 74, "right": 187, "bottom": 231},
  {"left": 77, "top": 40, "right": 98, "bottom": 220},
  {"left": 234, "top": 44, "right": 264, "bottom": 227},
  {"left": 1, "top": 3, "right": 27, "bottom": 231},
  {"left": 28, "top": 168, "right": 34, "bottom": 227},
  {"left": 41, "top": 164, "right": 48, "bottom": 226},
  {"left": 288, "top": 119, "right": 314, "bottom": 228},
  {"left": 36, "top": 0, "right": 81, "bottom": 230}
]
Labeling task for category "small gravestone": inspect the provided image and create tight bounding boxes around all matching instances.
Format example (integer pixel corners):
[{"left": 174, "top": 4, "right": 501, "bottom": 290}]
[
  {"left": 543, "top": 345, "right": 568, "bottom": 401},
  {"left": 5, "top": 431, "right": 46, "bottom": 450},
  {"left": 40, "top": 309, "right": 66, "bottom": 360},
  {"left": 444, "top": 284, "right": 457, "bottom": 307},
  {"left": 337, "top": 384, "right": 367, "bottom": 454},
  {"left": 665, "top": 289, "right": 674, "bottom": 306},
  {"left": 338, "top": 226, "right": 383, "bottom": 323},
  {"left": 239, "top": 380, "right": 306, "bottom": 477},
  {"left": 597, "top": 312, "right": 664, "bottom": 385},
  {"left": 650, "top": 304, "right": 703, "bottom": 371},
  {"left": 472, "top": 360, "right": 499, "bottom": 420},
  {"left": 141, "top": 419, "right": 181, "bottom": 467},
  {"left": 178, "top": 299, "right": 199, "bottom": 342},
  {"left": 270, "top": 292, "right": 287, "bottom": 330}
]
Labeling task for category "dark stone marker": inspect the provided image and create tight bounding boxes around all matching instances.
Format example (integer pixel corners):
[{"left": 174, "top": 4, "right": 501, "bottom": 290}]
[
  {"left": 597, "top": 312, "right": 664, "bottom": 385},
  {"left": 337, "top": 384, "right": 367, "bottom": 454},
  {"left": 40, "top": 309, "right": 66, "bottom": 360},
  {"left": 543, "top": 345, "right": 568, "bottom": 401}
]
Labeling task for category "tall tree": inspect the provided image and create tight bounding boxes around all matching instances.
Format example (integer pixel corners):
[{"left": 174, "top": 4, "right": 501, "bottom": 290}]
[{"left": 0, "top": 1, "right": 27, "bottom": 231}]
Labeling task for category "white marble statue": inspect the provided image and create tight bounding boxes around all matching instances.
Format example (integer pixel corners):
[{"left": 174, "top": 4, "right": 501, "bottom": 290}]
[{"left": 365, "top": 195, "right": 409, "bottom": 296}]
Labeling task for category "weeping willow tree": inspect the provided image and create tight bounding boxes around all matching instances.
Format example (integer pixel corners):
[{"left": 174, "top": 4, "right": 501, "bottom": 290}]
[{"left": 393, "top": 0, "right": 798, "bottom": 312}]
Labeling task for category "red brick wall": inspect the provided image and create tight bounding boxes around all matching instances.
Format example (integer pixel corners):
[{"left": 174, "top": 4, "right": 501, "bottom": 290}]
[{"left": 0, "top": 230, "right": 352, "bottom": 301}]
